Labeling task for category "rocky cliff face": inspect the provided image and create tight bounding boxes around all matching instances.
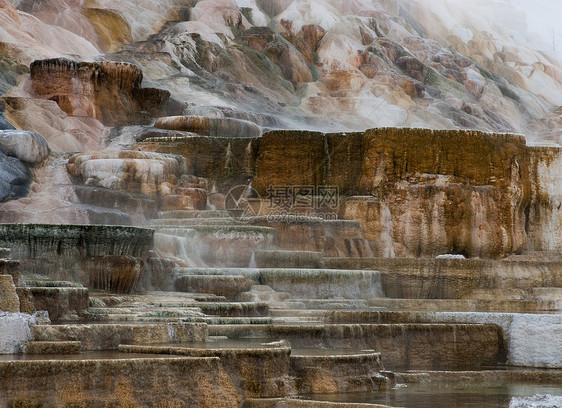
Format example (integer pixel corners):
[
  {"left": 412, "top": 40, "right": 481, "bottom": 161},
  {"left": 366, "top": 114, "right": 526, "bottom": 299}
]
[
  {"left": 29, "top": 58, "right": 170, "bottom": 126},
  {"left": 0, "top": 0, "right": 561, "bottom": 142},
  {"left": 0, "top": 0, "right": 560, "bottom": 259}
]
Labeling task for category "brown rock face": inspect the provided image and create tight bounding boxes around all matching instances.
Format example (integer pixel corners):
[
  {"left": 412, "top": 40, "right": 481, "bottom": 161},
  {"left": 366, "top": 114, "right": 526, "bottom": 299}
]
[
  {"left": 0, "top": 274, "right": 19, "bottom": 312},
  {"left": 84, "top": 255, "right": 143, "bottom": 294},
  {"left": 0, "top": 358, "right": 242, "bottom": 407},
  {"left": 29, "top": 58, "right": 170, "bottom": 126},
  {"left": 239, "top": 129, "right": 530, "bottom": 258},
  {"left": 357, "top": 128, "right": 529, "bottom": 258},
  {"left": 264, "top": 41, "right": 313, "bottom": 85},
  {"left": 242, "top": 27, "right": 276, "bottom": 52}
]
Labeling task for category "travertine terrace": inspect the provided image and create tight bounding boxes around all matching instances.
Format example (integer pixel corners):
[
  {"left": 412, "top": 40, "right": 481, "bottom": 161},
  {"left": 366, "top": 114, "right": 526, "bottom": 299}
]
[{"left": 0, "top": 1, "right": 561, "bottom": 407}]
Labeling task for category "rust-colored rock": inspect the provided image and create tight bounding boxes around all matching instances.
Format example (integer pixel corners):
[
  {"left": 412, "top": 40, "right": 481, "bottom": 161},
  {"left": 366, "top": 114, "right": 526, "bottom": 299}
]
[
  {"left": 264, "top": 41, "right": 313, "bottom": 85},
  {"left": 160, "top": 188, "right": 207, "bottom": 211},
  {"left": 243, "top": 27, "right": 276, "bottom": 52},
  {"left": 29, "top": 58, "right": 170, "bottom": 126},
  {"left": 249, "top": 128, "right": 530, "bottom": 258},
  {"left": 84, "top": 255, "right": 143, "bottom": 294},
  {"left": 0, "top": 275, "right": 19, "bottom": 312}
]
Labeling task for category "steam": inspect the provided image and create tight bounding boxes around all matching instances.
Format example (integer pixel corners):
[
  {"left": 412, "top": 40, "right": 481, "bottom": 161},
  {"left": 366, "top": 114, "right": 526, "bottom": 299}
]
[{"left": 500, "top": 0, "right": 562, "bottom": 60}]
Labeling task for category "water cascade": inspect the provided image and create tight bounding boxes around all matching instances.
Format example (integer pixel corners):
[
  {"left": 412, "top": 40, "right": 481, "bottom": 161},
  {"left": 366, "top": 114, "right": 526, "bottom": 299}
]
[{"left": 1, "top": 1, "right": 562, "bottom": 406}]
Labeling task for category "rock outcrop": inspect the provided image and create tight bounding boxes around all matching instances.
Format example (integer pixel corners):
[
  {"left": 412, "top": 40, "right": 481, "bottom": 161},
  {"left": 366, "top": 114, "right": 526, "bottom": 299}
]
[
  {"left": 0, "top": 312, "right": 38, "bottom": 354},
  {"left": 0, "top": 150, "right": 31, "bottom": 202},
  {"left": 144, "top": 128, "right": 533, "bottom": 258},
  {"left": 0, "top": 130, "right": 49, "bottom": 203},
  {"left": 67, "top": 150, "right": 187, "bottom": 199},
  {"left": 29, "top": 58, "right": 170, "bottom": 126},
  {"left": 0, "top": 224, "right": 153, "bottom": 288},
  {"left": 0, "top": 0, "right": 561, "bottom": 144},
  {"left": 155, "top": 116, "right": 262, "bottom": 138},
  {"left": 0, "top": 274, "right": 19, "bottom": 313},
  {"left": 0, "top": 130, "right": 50, "bottom": 164}
]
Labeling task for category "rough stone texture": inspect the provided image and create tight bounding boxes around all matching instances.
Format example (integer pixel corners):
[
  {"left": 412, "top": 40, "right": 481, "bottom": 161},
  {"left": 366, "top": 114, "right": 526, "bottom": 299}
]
[
  {"left": 84, "top": 255, "right": 143, "bottom": 294},
  {"left": 254, "top": 250, "right": 324, "bottom": 269},
  {"left": 508, "top": 314, "right": 562, "bottom": 368},
  {"left": 0, "top": 274, "right": 19, "bottom": 312},
  {"left": 345, "top": 257, "right": 482, "bottom": 299},
  {"left": 73, "top": 185, "right": 158, "bottom": 225},
  {"left": 253, "top": 219, "right": 371, "bottom": 258},
  {"left": 0, "top": 258, "right": 20, "bottom": 286},
  {"left": 359, "top": 128, "right": 529, "bottom": 258},
  {"left": 67, "top": 150, "right": 188, "bottom": 199},
  {"left": 258, "top": 269, "right": 383, "bottom": 300},
  {"left": 3, "top": 0, "right": 562, "bottom": 147},
  {"left": 135, "top": 136, "right": 259, "bottom": 191},
  {"left": 0, "top": 224, "right": 153, "bottom": 286},
  {"left": 0, "top": 112, "right": 13, "bottom": 131},
  {"left": 509, "top": 395, "right": 562, "bottom": 408},
  {"left": 120, "top": 345, "right": 295, "bottom": 399},
  {"left": 325, "top": 311, "right": 561, "bottom": 368},
  {"left": 526, "top": 146, "right": 562, "bottom": 253},
  {"left": 325, "top": 257, "right": 562, "bottom": 292},
  {"left": 0, "top": 357, "right": 242, "bottom": 407},
  {"left": 155, "top": 115, "right": 262, "bottom": 138},
  {"left": 0, "top": 149, "right": 31, "bottom": 202},
  {"left": 24, "top": 340, "right": 82, "bottom": 355},
  {"left": 31, "top": 322, "right": 208, "bottom": 351},
  {"left": 29, "top": 58, "right": 170, "bottom": 126},
  {"left": 477, "top": 259, "right": 562, "bottom": 290},
  {"left": 175, "top": 275, "right": 254, "bottom": 300},
  {"left": 267, "top": 323, "right": 504, "bottom": 370},
  {"left": 251, "top": 129, "right": 530, "bottom": 258},
  {"left": 252, "top": 131, "right": 326, "bottom": 194},
  {"left": 17, "top": 286, "right": 89, "bottom": 321},
  {"left": 0, "top": 312, "right": 37, "bottom": 354},
  {"left": 291, "top": 352, "right": 388, "bottom": 394},
  {"left": 0, "top": 130, "right": 50, "bottom": 164}
]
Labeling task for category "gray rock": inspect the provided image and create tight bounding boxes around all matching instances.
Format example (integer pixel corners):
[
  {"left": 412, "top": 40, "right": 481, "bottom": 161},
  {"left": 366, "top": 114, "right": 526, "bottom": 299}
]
[
  {"left": 0, "top": 113, "right": 14, "bottom": 131},
  {"left": 0, "top": 312, "right": 38, "bottom": 354},
  {"left": 0, "top": 150, "right": 31, "bottom": 202},
  {"left": 0, "top": 130, "right": 50, "bottom": 164}
]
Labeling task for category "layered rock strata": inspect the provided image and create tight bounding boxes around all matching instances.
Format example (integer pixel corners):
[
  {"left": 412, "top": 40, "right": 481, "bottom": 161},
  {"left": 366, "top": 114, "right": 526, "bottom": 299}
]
[
  {"left": 29, "top": 58, "right": 170, "bottom": 126},
  {"left": 140, "top": 128, "right": 548, "bottom": 259},
  {"left": 0, "top": 224, "right": 153, "bottom": 291},
  {"left": 0, "top": 357, "right": 242, "bottom": 407}
]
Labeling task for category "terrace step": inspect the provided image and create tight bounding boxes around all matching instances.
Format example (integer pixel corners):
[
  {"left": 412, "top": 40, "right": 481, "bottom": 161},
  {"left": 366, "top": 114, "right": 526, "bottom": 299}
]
[
  {"left": 208, "top": 322, "right": 504, "bottom": 370},
  {"left": 24, "top": 341, "right": 82, "bottom": 355},
  {"left": 173, "top": 268, "right": 383, "bottom": 300},
  {"left": 253, "top": 250, "right": 325, "bottom": 269},
  {"left": 158, "top": 210, "right": 230, "bottom": 219},
  {"left": 30, "top": 323, "right": 208, "bottom": 351},
  {"left": 151, "top": 217, "right": 236, "bottom": 226}
]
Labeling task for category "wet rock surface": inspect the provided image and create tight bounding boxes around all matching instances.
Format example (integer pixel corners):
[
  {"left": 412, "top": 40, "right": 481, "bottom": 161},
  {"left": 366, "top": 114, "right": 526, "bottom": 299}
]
[
  {"left": 0, "top": 224, "right": 153, "bottom": 286},
  {"left": 0, "top": 0, "right": 561, "bottom": 406}
]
